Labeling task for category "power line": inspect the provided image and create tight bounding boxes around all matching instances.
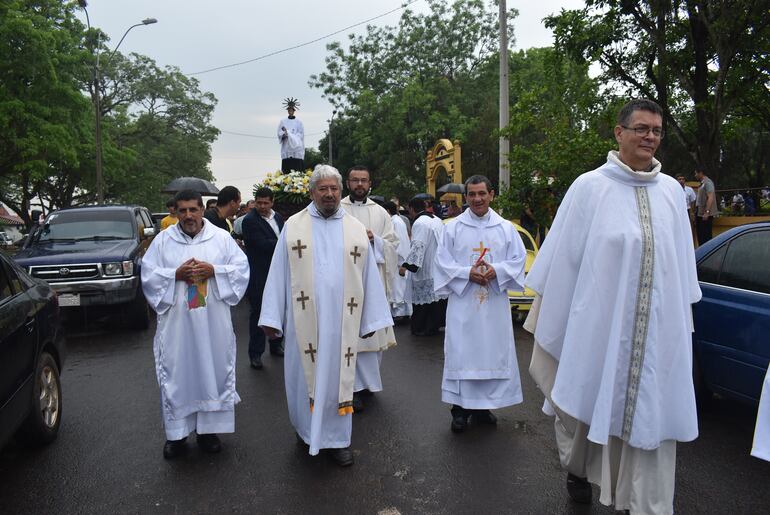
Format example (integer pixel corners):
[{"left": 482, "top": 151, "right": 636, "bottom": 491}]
[{"left": 188, "top": 0, "right": 420, "bottom": 75}]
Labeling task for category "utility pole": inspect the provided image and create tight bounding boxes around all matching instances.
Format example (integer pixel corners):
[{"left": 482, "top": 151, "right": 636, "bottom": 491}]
[
  {"left": 499, "top": 0, "right": 510, "bottom": 191},
  {"left": 328, "top": 110, "right": 337, "bottom": 166}
]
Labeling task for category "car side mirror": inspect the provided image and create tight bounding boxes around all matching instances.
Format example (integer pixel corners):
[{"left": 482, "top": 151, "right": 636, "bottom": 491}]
[{"left": 142, "top": 227, "right": 155, "bottom": 238}]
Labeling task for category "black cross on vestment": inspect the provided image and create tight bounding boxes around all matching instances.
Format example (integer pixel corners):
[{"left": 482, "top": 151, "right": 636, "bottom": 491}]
[
  {"left": 345, "top": 347, "right": 354, "bottom": 366},
  {"left": 296, "top": 291, "right": 310, "bottom": 310},
  {"left": 304, "top": 343, "right": 316, "bottom": 363},
  {"left": 347, "top": 297, "right": 358, "bottom": 315},
  {"left": 292, "top": 239, "right": 307, "bottom": 258},
  {"left": 350, "top": 246, "right": 361, "bottom": 264}
]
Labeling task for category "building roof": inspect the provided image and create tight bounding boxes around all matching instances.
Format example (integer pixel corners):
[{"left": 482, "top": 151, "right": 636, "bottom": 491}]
[{"left": 0, "top": 205, "right": 24, "bottom": 226}]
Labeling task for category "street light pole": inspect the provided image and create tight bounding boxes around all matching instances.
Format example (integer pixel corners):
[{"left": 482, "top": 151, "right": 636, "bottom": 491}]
[{"left": 80, "top": 3, "right": 157, "bottom": 204}]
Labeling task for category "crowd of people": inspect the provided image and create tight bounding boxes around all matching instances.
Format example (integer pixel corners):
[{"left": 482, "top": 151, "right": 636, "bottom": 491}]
[{"left": 138, "top": 99, "right": 767, "bottom": 515}]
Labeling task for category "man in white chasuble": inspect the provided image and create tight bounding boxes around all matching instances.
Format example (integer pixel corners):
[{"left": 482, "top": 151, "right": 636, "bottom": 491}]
[
  {"left": 259, "top": 165, "right": 393, "bottom": 467},
  {"left": 525, "top": 99, "right": 702, "bottom": 514},
  {"left": 340, "top": 165, "right": 399, "bottom": 412},
  {"left": 434, "top": 175, "right": 527, "bottom": 433}
]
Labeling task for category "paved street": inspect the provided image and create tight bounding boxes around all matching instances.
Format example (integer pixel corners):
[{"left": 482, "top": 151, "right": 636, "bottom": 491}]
[{"left": 1, "top": 301, "right": 768, "bottom": 514}]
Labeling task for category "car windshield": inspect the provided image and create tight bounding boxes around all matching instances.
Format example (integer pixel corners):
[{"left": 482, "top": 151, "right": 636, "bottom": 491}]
[
  {"left": 517, "top": 230, "right": 535, "bottom": 252},
  {"left": 36, "top": 210, "right": 134, "bottom": 242}
]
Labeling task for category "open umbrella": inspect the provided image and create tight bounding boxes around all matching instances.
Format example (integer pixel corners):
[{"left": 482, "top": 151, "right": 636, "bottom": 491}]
[
  {"left": 161, "top": 177, "right": 219, "bottom": 195},
  {"left": 437, "top": 183, "right": 465, "bottom": 195},
  {"left": 412, "top": 193, "right": 434, "bottom": 200}
]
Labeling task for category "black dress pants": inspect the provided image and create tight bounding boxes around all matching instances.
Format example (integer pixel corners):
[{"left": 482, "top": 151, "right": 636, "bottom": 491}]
[{"left": 696, "top": 215, "right": 713, "bottom": 246}]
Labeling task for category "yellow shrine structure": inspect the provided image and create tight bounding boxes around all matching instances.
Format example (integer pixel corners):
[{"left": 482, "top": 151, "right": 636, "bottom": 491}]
[{"left": 425, "top": 139, "right": 462, "bottom": 201}]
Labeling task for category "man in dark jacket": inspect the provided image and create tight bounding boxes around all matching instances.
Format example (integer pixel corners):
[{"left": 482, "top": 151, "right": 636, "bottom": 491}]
[{"left": 242, "top": 187, "right": 285, "bottom": 369}]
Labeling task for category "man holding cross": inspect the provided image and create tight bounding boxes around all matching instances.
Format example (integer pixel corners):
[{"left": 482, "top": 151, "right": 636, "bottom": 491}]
[
  {"left": 259, "top": 165, "right": 393, "bottom": 466},
  {"left": 433, "top": 175, "right": 527, "bottom": 433}
]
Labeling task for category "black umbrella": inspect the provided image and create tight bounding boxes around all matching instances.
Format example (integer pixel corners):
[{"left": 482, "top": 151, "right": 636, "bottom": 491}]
[
  {"left": 412, "top": 193, "right": 433, "bottom": 200},
  {"left": 437, "top": 183, "right": 465, "bottom": 195},
  {"left": 161, "top": 177, "right": 219, "bottom": 195}
]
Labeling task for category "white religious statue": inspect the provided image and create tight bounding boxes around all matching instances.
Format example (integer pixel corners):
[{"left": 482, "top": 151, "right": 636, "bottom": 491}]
[
  {"left": 403, "top": 197, "right": 445, "bottom": 336},
  {"left": 340, "top": 166, "right": 399, "bottom": 412},
  {"left": 141, "top": 190, "right": 250, "bottom": 459},
  {"left": 434, "top": 175, "right": 527, "bottom": 433},
  {"left": 384, "top": 200, "right": 412, "bottom": 319},
  {"left": 752, "top": 366, "right": 770, "bottom": 462},
  {"left": 258, "top": 164, "right": 393, "bottom": 467},
  {"left": 277, "top": 96, "right": 305, "bottom": 173},
  {"left": 524, "top": 99, "right": 702, "bottom": 515}
]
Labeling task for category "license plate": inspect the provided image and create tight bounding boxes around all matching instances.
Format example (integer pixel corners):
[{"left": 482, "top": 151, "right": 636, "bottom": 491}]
[{"left": 58, "top": 293, "right": 81, "bottom": 307}]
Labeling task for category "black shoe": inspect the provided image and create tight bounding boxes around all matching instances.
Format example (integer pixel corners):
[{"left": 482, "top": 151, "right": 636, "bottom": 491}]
[
  {"left": 270, "top": 347, "right": 284, "bottom": 357},
  {"left": 451, "top": 414, "right": 468, "bottom": 433},
  {"left": 472, "top": 410, "right": 498, "bottom": 425},
  {"left": 566, "top": 473, "right": 592, "bottom": 504},
  {"left": 163, "top": 437, "right": 187, "bottom": 459},
  {"left": 250, "top": 358, "right": 263, "bottom": 369},
  {"left": 352, "top": 392, "right": 365, "bottom": 413},
  {"left": 330, "top": 447, "right": 354, "bottom": 467},
  {"left": 197, "top": 433, "right": 222, "bottom": 453}
]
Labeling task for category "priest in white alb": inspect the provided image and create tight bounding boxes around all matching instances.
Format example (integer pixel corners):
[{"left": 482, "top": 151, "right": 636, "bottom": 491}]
[
  {"left": 259, "top": 165, "right": 393, "bottom": 467},
  {"left": 141, "top": 190, "right": 250, "bottom": 459},
  {"left": 384, "top": 200, "right": 412, "bottom": 320},
  {"left": 524, "top": 100, "right": 702, "bottom": 515},
  {"left": 340, "top": 165, "right": 399, "bottom": 412},
  {"left": 434, "top": 175, "right": 527, "bottom": 433}
]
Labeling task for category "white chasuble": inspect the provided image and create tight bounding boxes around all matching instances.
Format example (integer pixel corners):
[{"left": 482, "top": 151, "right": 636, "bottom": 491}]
[
  {"left": 141, "top": 221, "right": 249, "bottom": 439},
  {"left": 434, "top": 208, "right": 527, "bottom": 409},
  {"left": 752, "top": 366, "right": 770, "bottom": 461},
  {"left": 258, "top": 204, "right": 393, "bottom": 455},
  {"left": 525, "top": 151, "right": 702, "bottom": 451}
]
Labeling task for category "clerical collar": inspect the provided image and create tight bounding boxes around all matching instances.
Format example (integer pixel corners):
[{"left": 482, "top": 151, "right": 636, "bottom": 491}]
[
  {"left": 608, "top": 151, "right": 660, "bottom": 181},
  {"left": 469, "top": 209, "right": 491, "bottom": 222},
  {"left": 351, "top": 197, "right": 367, "bottom": 205},
  {"left": 288, "top": 115, "right": 296, "bottom": 119}
]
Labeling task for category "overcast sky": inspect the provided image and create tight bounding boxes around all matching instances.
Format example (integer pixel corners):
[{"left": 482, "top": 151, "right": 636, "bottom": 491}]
[{"left": 79, "top": 0, "right": 584, "bottom": 199}]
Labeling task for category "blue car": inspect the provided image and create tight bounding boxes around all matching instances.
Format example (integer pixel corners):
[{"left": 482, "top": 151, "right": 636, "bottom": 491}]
[{"left": 693, "top": 221, "right": 770, "bottom": 404}]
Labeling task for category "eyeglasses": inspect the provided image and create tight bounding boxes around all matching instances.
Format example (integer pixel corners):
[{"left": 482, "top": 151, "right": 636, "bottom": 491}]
[
  {"left": 621, "top": 125, "right": 664, "bottom": 138},
  {"left": 348, "top": 178, "right": 370, "bottom": 184}
]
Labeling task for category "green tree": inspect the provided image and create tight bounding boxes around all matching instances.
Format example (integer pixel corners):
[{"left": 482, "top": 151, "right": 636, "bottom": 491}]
[{"left": 545, "top": 0, "right": 770, "bottom": 184}]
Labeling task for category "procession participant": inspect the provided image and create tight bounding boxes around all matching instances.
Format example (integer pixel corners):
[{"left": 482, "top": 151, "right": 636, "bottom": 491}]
[
  {"left": 141, "top": 189, "right": 250, "bottom": 459},
  {"left": 403, "top": 197, "right": 444, "bottom": 336},
  {"left": 675, "top": 174, "right": 696, "bottom": 216},
  {"left": 524, "top": 99, "right": 701, "bottom": 514},
  {"left": 160, "top": 199, "right": 178, "bottom": 231},
  {"left": 277, "top": 97, "right": 305, "bottom": 173},
  {"left": 232, "top": 199, "right": 256, "bottom": 238},
  {"left": 340, "top": 165, "right": 399, "bottom": 412},
  {"left": 752, "top": 366, "right": 770, "bottom": 462},
  {"left": 434, "top": 175, "right": 527, "bottom": 433},
  {"left": 204, "top": 186, "right": 241, "bottom": 233},
  {"left": 258, "top": 165, "right": 393, "bottom": 467},
  {"left": 694, "top": 168, "right": 718, "bottom": 245},
  {"left": 383, "top": 201, "right": 412, "bottom": 321},
  {"left": 242, "top": 188, "right": 285, "bottom": 369}
]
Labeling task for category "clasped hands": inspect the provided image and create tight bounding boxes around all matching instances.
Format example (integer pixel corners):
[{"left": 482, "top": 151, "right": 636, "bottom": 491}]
[
  {"left": 175, "top": 258, "right": 214, "bottom": 284},
  {"left": 469, "top": 261, "right": 496, "bottom": 286}
]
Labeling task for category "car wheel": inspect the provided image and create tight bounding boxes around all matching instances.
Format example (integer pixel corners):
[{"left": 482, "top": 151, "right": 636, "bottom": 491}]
[
  {"left": 125, "top": 289, "right": 150, "bottom": 330},
  {"left": 17, "top": 351, "right": 62, "bottom": 447}
]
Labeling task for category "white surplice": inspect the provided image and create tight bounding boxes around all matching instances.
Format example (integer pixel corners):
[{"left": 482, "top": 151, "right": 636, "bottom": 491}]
[
  {"left": 434, "top": 208, "right": 527, "bottom": 409},
  {"left": 141, "top": 221, "right": 249, "bottom": 440},
  {"left": 404, "top": 213, "right": 443, "bottom": 305},
  {"left": 752, "top": 365, "right": 770, "bottom": 461},
  {"left": 390, "top": 214, "right": 412, "bottom": 317},
  {"left": 276, "top": 116, "right": 305, "bottom": 160},
  {"left": 258, "top": 203, "right": 393, "bottom": 455},
  {"left": 340, "top": 196, "right": 399, "bottom": 393}
]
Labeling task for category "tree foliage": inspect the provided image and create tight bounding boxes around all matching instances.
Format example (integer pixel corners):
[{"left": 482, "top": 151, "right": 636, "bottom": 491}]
[{"left": 0, "top": 0, "right": 219, "bottom": 224}]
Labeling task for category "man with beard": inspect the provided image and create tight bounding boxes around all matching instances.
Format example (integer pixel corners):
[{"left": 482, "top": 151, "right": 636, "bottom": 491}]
[{"left": 340, "top": 165, "right": 399, "bottom": 412}]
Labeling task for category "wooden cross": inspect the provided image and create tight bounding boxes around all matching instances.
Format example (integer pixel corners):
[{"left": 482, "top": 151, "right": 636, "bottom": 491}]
[
  {"left": 350, "top": 246, "right": 361, "bottom": 264},
  {"left": 304, "top": 343, "right": 316, "bottom": 363},
  {"left": 292, "top": 239, "right": 307, "bottom": 259},
  {"left": 347, "top": 297, "right": 358, "bottom": 315},
  {"left": 296, "top": 290, "right": 309, "bottom": 310},
  {"left": 345, "top": 347, "right": 354, "bottom": 366},
  {"left": 473, "top": 241, "right": 487, "bottom": 254}
]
